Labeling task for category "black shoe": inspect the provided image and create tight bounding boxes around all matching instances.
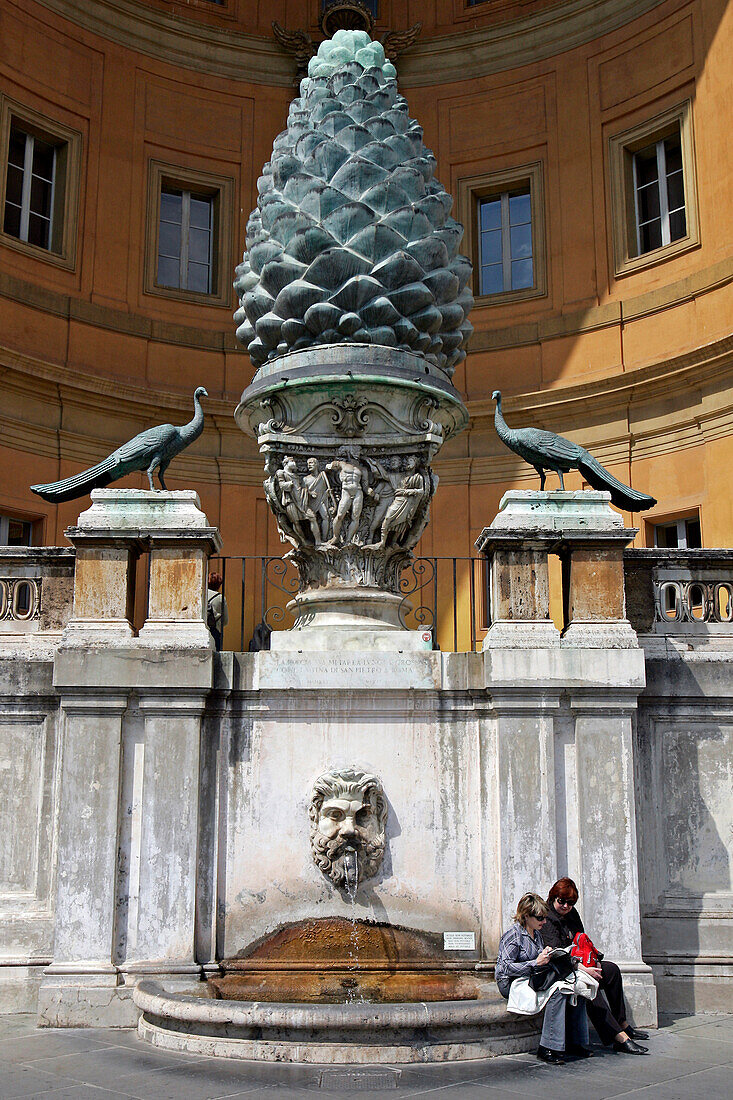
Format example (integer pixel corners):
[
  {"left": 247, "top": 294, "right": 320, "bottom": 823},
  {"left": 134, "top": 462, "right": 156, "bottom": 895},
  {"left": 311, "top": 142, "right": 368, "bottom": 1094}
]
[
  {"left": 537, "top": 1045, "right": 565, "bottom": 1065},
  {"left": 567, "top": 1044, "right": 594, "bottom": 1058},
  {"left": 613, "top": 1039, "right": 649, "bottom": 1055},
  {"left": 625, "top": 1026, "right": 650, "bottom": 1041}
]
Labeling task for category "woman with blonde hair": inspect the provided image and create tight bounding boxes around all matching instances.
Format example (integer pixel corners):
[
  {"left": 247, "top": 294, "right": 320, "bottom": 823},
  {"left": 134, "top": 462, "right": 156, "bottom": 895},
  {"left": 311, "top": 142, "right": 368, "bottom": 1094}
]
[{"left": 496, "top": 892, "right": 591, "bottom": 1065}]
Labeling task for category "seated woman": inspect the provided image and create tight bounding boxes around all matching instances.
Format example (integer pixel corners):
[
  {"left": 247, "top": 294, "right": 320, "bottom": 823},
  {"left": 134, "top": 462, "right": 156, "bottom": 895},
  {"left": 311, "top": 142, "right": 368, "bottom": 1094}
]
[
  {"left": 496, "top": 892, "right": 592, "bottom": 1066},
  {"left": 543, "top": 877, "right": 649, "bottom": 1055}
]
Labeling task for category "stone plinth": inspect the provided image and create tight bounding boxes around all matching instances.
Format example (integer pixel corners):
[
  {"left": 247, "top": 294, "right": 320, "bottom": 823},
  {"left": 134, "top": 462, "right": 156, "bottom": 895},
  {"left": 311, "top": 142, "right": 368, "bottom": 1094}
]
[
  {"left": 476, "top": 490, "right": 638, "bottom": 648},
  {"left": 63, "top": 489, "right": 221, "bottom": 648}
]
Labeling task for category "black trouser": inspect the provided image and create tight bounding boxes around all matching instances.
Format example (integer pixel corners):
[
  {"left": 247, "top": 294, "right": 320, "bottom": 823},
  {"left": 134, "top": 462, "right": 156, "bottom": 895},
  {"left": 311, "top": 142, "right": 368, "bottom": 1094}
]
[{"left": 587, "top": 960, "right": 627, "bottom": 1045}]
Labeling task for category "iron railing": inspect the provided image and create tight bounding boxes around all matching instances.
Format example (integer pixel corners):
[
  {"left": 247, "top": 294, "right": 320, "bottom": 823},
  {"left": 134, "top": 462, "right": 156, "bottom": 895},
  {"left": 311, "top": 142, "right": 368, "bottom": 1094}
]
[{"left": 209, "top": 555, "right": 488, "bottom": 653}]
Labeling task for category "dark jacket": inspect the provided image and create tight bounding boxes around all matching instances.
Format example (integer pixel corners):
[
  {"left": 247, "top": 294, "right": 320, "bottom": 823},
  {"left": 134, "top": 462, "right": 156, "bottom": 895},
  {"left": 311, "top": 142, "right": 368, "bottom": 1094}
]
[{"left": 542, "top": 904, "right": 584, "bottom": 950}]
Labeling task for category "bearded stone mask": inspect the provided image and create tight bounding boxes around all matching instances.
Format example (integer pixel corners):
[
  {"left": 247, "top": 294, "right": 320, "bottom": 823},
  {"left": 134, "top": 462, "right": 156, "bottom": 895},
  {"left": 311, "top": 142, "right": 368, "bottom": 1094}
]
[{"left": 309, "top": 769, "right": 387, "bottom": 888}]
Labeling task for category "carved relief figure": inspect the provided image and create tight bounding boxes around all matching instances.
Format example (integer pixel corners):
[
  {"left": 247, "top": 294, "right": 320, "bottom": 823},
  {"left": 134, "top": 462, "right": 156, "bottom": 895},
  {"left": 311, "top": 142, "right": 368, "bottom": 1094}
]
[
  {"left": 276, "top": 455, "right": 323, "bottom": 545},
  {"left": 365, "top": 455, "right": 401, "bottom": 543},
  {"left": 264, "top": 452, "right": 298, "bottom": 546},
  {"left": 303, "top": 457, "right": 334, "bottom": 542},
  {"left": 368, "top": 455, "right": 426, "bottom": 550},
  {"left": 324, "top": 447, "right": 370, "bottom": 546},
  {"left": 309, "top": 768, "right": 388, "bottom": 888}
]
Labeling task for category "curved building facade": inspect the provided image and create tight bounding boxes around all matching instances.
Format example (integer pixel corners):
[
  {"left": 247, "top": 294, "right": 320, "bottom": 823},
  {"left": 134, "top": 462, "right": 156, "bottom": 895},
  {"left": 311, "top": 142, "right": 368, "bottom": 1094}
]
[{"left": 0, "top": 0, "right": 731, "bottom": 559}]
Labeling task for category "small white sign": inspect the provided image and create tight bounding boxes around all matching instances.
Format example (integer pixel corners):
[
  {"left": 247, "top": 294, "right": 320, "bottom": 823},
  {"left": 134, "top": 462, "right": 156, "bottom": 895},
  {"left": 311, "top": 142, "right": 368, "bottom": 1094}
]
[{"left": 443, "top": 931, "right": 476, "bottom": 951}]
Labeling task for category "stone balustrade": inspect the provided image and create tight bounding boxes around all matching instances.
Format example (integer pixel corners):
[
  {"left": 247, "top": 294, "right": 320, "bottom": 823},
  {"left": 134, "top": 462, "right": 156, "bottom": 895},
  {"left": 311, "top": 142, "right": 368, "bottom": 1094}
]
[
  {"left": 0, "top": 548, "right": 75, "bottom": 634},
  {"left": 624, "top": 549, "right": 733, "bottom": 636}
]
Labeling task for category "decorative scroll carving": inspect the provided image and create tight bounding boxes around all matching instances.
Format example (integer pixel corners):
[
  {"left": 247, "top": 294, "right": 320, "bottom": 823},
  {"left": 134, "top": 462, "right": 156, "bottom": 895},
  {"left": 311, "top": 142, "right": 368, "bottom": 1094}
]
[
  {"left": 655, "top": 579, "right": 733, "bottom": 627},
  {"left": 0, "top": 578, "right": 41, "bottom": 623},
  {"left": 309, "top": 768, "right": 387, "bottom": 889}
]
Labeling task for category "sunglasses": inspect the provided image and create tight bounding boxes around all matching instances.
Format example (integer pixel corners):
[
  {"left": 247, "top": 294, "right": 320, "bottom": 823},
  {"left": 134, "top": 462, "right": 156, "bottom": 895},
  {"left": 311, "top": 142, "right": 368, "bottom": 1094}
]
[
  {"left": 554, "top": 898, "right": 576, "bottom": 907},
  {"left": 534, "top": 915, "right": 547, "bottom": 922}
]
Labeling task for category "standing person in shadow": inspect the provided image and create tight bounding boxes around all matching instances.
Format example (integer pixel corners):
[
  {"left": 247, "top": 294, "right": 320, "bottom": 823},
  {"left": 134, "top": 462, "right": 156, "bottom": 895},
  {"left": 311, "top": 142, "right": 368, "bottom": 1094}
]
[
  {"left": 496, "top": 892, "right": 592, "bottom": 1066},
  {"left": 207, "top": 571, "right": 228, "bottom": 651},
  {"left": 543, "top": 878, "right": 650, "bottom": 1055}
]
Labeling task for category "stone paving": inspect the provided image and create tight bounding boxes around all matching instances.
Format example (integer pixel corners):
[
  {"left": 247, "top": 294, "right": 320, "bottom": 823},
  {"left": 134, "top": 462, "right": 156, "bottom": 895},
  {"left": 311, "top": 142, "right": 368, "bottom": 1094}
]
[{"left": 0, "top": 1012, "right": 731, "bottom": 1099}]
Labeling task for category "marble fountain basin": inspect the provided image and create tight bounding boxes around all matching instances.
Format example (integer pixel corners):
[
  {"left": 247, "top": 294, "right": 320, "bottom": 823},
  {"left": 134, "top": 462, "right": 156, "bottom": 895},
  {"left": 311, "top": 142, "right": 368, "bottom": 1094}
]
[
  {"left": 133, "top": 920, "right": 538, "bottom": 1062},
  {"left": 133, "top": 981, "right": 539, "bottom": 1063}
]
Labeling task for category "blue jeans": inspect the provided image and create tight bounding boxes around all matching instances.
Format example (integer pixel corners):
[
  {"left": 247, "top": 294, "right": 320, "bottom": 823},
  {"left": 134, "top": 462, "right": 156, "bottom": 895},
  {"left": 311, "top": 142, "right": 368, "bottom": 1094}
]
[{"left": 540, "top": 989, "right": 589, "bottom": 1051}]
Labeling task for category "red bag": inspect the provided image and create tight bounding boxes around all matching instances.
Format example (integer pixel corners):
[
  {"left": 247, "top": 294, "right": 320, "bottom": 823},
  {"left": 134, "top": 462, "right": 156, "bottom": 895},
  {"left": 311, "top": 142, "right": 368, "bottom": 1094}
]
[{"left": 570, "top": 932, "right": 601, "bottom": 968}]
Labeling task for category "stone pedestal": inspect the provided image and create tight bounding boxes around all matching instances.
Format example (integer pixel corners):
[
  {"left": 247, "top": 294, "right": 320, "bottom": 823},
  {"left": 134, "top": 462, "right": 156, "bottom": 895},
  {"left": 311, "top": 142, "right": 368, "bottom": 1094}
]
[
  {"left": 476, "top": 490, "right": 638, "bottom": 648},
  {"left": 63, "top": 489, "right": 221, "bottom": 648},
  {"left": 38, "top": 491, "right": 220, "bottom": 1026},
  {"left": 235, "top": 345, "right": 467, "bottom": 646}
]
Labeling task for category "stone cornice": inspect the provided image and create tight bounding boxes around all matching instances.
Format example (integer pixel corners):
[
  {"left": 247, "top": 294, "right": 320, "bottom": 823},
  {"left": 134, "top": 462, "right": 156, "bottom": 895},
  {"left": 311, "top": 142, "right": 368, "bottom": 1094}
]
[
  {"left": 3, "top": 332, "right": 733, "bottom": 485},
  {"left": 398, "top": 0, "right": 671, "bottom": 87},
  {"left": 27, "top": 0, "right": 293, "bottom": 87},
  {"left": 3, "top": 255, "right": 732, "bottom": 360},
  {"left": 30, "top": 0, "right": 671, "bottom": 88}
]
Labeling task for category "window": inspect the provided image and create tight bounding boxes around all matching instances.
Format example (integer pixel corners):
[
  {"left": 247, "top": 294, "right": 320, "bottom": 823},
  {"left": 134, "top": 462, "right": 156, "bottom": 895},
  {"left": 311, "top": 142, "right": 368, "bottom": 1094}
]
[
  {"left": 609, "top": 101, "right": 698, "bottom": 276},
  {"left": 633, "top": 133, "right": 686, "bottom": 255},
  {"left": 478, "top": 189, "right": 533, "bottom": 296},
  {"left": 158, "top": 189, "right": 214, "bottom": 294},
  {"left": 457, "top": 162, "right": 546, "bottom": 304},
  {"left": 0, "top": 99, "right": 82, "bottom": 267},
  {"left": 0, "top": 515, "right": 32, "bottom": 546},
  {"left": 145, "top": 161, "right": 234, "bottom": 306},
  {"left": 653, "top": 515, "right": 702, "bottom": 550},
  {"left": 4, "top": 126, "right": 59, "bottom": 250}
]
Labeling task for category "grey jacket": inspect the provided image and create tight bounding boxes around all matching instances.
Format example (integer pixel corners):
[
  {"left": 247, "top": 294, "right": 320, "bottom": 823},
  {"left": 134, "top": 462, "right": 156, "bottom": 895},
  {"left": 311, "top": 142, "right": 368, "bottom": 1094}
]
[{"left": 495, "top": 922, "right": 544, "bottom": 998}]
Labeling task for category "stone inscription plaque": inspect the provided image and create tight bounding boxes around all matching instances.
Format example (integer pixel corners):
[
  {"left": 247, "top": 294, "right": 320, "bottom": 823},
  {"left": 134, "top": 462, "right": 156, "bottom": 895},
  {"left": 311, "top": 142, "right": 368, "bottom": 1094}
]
[
  {"left": 258, "top": 652, "right": 438, "bottom": 691},
  {"left": 443, "top": 931, "right": 476, "bottom": 951}
]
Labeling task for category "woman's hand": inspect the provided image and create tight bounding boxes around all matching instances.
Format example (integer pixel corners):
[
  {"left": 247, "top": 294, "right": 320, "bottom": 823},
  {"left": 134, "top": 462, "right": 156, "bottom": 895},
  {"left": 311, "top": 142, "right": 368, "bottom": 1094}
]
[
  {"left": 534, "top": 946, "right": 553, "bottom": 966},
  {"left": 579, "top": 964, "right": 603, "bottom": 979}
]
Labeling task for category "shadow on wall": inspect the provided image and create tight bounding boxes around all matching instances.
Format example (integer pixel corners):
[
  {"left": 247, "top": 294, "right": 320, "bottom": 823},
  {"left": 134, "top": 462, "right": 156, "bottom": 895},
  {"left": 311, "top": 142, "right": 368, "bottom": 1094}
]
[{"left": 635, "top": 653, "right": 732, "bottom": 1013}]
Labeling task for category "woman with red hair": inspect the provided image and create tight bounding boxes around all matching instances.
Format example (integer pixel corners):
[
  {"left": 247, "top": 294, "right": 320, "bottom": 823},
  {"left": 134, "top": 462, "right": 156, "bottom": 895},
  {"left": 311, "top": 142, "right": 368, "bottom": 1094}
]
[{"left": 543, "top": 878, "right": 650, "bottom": 1055}]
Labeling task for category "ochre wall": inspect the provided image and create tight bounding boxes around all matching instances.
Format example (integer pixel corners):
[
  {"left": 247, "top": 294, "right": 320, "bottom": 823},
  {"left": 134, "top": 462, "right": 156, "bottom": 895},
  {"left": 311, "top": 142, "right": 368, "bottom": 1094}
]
[{"left": 1, "top": 0, "right": 732, "bottom": 558}]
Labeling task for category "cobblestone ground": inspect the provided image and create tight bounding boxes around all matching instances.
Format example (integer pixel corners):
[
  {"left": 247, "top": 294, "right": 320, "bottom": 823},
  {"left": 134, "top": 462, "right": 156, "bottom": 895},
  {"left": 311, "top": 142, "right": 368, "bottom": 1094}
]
[{"left": 0, "top": 1012, "right": 731, "bottom": 1099}]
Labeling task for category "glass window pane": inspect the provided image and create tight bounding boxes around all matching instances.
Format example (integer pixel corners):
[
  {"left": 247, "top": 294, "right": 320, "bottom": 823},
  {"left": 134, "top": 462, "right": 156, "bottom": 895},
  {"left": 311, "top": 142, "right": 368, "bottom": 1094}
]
[
  {"left": 657, "top": 523, "right": 678, "bottom": 548},
  {"left": 161, "top": 190, "right": 182, "bottom": 223},
  {"left": 32, "top": 139, "right": 55, "bottom": 182},
  {"left": 7, "top": 520, "right": 31, "bottom": 546},
  {"left": 157, "top": 255, "right": 180, "bottom": 288},
  {"left": 639, "top": 219, "right": 663, "bottom": 253},
  {"left": 190, "top": 196, "right": 212, "bottom": 230},
  {"left": 3, "top": 202, "right": 21, "bottom": 239},
  {"left": 480, "top": 264, "right": 504, "bottom": 296},
  {"left": 686, "top": 519, "right": 701, "bottom": 548},
  {"left": 511, "top": 257, "right": 533, "bottom": 290},
  {"left": 188, "top": 225, "right": 211, "bottom": 264},
  {"left": 187, "top": 261, "right": 211, "bottom": 293},
  {"left": 669, "top": 208, "right": 687, "bottom": 242},
  {"left": 5, "top": 162, "right": 24, "bottom": 207},
  {"left": 510, "top": 222, "right": 532, "bottom": 260},
  {"left": 480, "top": 199, "right": 500, "bottom": 231},
  {"left": 666, "top": 170, "right": 684, "bottom": 213},
  {"left": 635, "top": 146, "right": 658, "bottom": 188},
  {"left": 480, "top": 228, "right": 502, "bottom": 265},
  {"left": 30, "top": 175, "right": 52, "bottom": 219},
  {"left": 664, "top": 136, "right": 683, "bottom": 175},
  {"left": 27, "top": 212, "right": 50, "bottom": 249},
  {"left": 8, "top": 129, "right": 26, "bottom": 169},
  {"left": 637, "top": 181, "right": 660, "bottom": 224},
  {"left": 159, "top": 219, "right": 181, "bottom": 258},
  {"left": 508, "top": 192, "right": 531, "bottom": 225}
]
